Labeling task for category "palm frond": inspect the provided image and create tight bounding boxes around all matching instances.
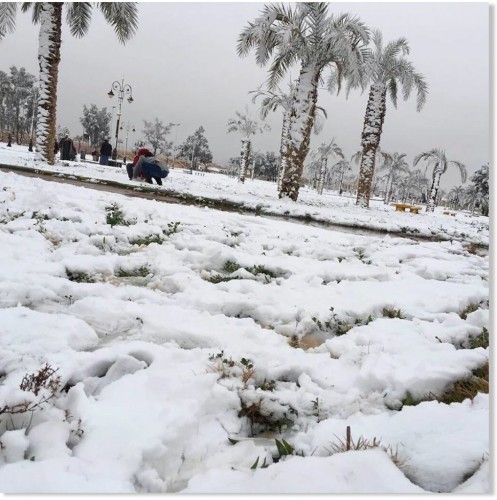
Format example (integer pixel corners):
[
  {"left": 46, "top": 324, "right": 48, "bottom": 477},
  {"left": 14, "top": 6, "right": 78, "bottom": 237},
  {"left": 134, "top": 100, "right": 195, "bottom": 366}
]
[
  {"left": 0, "top": 3, "right": 18, "bottom": 39},
  {"left": 66, "top": 2, "right": 93, "bottom": 38},
  {"left": 451, "top": 160, "right": 467, "bottom": 183},
  {"left": 387, "top": 78, "right": 398, "bottom": 108},
  {"left": 382, "top": 37, "right": 410, "bottom": 63},
  {"left": 98, "top": 2, "right": 138, "bottom": 44},
  {"left": 412, "top": 71, "right": 428, "bottom": 111}
]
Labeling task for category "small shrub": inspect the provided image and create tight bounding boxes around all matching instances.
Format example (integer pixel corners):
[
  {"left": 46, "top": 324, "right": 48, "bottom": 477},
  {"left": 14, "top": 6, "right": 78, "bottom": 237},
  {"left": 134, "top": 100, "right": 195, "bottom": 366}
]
[
  {"left": 238, "top": 400, "right": 294, "bottom": 435},
  {"left": 66, "top": 271, "right": 94, "bottom": 283},
  {"left": 311, "top": 307, "right": 353, "bottom": 336},
  {"left": 164, "top": 221, "right": 181, "bottom": 236},
  {"left": 204, "top": 274, "right": 241, "bottom": 284},
  {"left": 469, "top": 327, "right": 489, "bottom": 349},
  {"left": 382, "top": 307, "right": 406, "bottom": 319},
  {"left": 0, "top": 363, "right": 62, "bottom": 417},
  {"left": 223, "top": 260, "right": 241, "bottom": 273},
  {"left": 105, "top": 203, "right": 131, "bottom": 227},
  {"left": 31, "top": 211, "right": 48, "bottom": 233},
  {"left": 258, "top": 379, "right": 276, "bottom": 392},
  {"left": 131, "top": 234, "right": 164, "bottom": 246},
  {"left": 247, "top": 265, "right": 277, "bottom": 279},
  {"left": 459, "top": 303, "right": 479, "bottom": 320},
  {"left": 116, "top": 265, "right": 150, "bottom": 278}
]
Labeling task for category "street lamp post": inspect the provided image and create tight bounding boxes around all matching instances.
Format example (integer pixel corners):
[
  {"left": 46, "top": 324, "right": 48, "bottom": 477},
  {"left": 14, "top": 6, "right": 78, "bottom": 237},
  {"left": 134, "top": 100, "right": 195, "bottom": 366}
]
[
  {"left": 120, "top": 121, "right": 135, "bottom": 163},
  {"left": 107, "top": 78, "right": 133, "bottom": 163},
  {"left": 171, "top": 123, "right": 180, "bottom": 168},
  {"left": 110, "top": 106, "right": 116, "bottom": 142}
]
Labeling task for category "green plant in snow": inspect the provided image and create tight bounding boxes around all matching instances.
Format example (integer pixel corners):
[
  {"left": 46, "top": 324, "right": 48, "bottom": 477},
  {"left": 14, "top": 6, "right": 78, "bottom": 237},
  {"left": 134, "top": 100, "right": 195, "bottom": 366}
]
[
  {"left": 312, "top": 307, "right": 353, "bottom": 336},
  {"left": 105, "top": 203, "right": 131, "bottom": 227},
  {"left": 164, "top": 221, "right": 181, "bottom": 236},
  {"left": 32, "top": 211, "right": 48, "bottom": 233},
  {"left": 130, "top": 234, "right": 164, "bottom": 246},
  {"left": 382, "top": 307, "right": 406, "bottom": 319},
  {"left": 116, "top": 265, "right": 150, "bottom": 278},
  {"left": 66, "top": 271, "right": 95, "bottom": 283},
  {"left": 246, "top": 265, "right": 277, "bottom": 278},
  {"left": 223, "top": 260, "right": 241, "bottom": 273},
  {"left": 250, "top": 456, "right": 270, "bottom": 469},
  {"left": 469, "top": 327, "right": 489, "bottom": 349}
]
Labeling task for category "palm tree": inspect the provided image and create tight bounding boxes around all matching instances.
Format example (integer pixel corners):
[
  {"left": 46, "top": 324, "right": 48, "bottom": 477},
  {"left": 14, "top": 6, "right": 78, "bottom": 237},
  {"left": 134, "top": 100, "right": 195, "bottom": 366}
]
[
  {"left": 0, "top": 2, "right": 138, "bottom": 165},
  {"left": 351, "top": 148, "right": 392, "bottom": 198},
  {"left": 252, "top": 82, "right": 327, "bottom": 191},
  {"left": 226, "top": 108, "right": 269, "bottom": 183},
  {"left": 332, "top": 159, "right": 351, "bottom": 194},
  {"left": 312, "top": 139, "right": 344, "bottom": 194},
  {"left": 413, "top": 148, "right": 467, "bottom": 212},
  {"left": 400, "top": 168, "right": 428, "bottom": 203},
  {"left": 464, "top": 164, "right": 489, "bottom": 216},
  {"left": 238, "top": 3, "right": 370, "bottom": 201},
  {"left": 377, "top": 152, "right": 409, "bottom": 204},
  {"left": 355, "top": 30, "right": 428, "bottom": 208},
  {"left": 447, "top": 185, "right": 465, "bottom": 210}
]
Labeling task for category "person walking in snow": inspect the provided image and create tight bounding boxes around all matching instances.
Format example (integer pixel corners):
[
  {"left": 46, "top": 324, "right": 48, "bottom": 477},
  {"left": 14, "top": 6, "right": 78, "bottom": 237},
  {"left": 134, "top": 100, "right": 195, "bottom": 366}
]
[
  {"left": 99, "top": 138, "right": 113, "bottom": 165},
  {"left": 59, "top": 134, "right": 75, "bottom": 161},
  {"left": 133, "top": 151, "right": 169, "bottom": 185}
]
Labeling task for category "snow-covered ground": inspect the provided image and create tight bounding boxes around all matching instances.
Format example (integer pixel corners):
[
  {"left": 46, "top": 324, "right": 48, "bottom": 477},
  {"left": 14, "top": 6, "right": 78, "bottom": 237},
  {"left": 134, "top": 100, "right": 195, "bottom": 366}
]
[
  {"left": 0, "top": 143, "right": 489, "bottom": 247},
  {"left": 0, "top": 145, "right": 490, "bottom": 493}
]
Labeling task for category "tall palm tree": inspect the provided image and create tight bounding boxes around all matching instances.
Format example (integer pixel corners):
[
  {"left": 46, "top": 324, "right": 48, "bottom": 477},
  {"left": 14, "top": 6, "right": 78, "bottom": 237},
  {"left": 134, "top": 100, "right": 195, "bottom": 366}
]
[
  {"left": 351, "top": 148, "right": 392, "bottom": 198},
  {"left": 252, "top": 82, "right": 327, "bottom": 191},
  {"left": 238, "top": 3, "right": 370, "bottom": 201},
  {"left": 355, "top": 30, "right": 428, "bottom": 208},
  {"left": 226, "top": 108, "right": 269, "bottom": 183},
  {"left": 0, "top": 2, "right": 138, "bottom": 165},
  {"left": 377, "top": 152, "right": 409, "bottom": 204},
  {"left": 413, "top": 148, "right": 467, "bottom": 212},
  {"left": 312, "top": 139, "right": 344, "bottom": 194}
]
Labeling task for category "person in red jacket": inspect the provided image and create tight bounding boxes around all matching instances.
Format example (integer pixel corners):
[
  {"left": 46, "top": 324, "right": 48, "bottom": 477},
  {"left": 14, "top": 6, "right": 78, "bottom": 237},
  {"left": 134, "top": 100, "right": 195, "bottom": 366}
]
[{"left": 126, "top": 147, "right": 150, "bottom": 180}]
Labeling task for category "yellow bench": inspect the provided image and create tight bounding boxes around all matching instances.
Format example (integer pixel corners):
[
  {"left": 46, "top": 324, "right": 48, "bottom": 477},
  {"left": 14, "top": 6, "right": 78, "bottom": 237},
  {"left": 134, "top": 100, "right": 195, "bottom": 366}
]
[{"left": 395, "top": 203, "right": 420, "bottom": 214}]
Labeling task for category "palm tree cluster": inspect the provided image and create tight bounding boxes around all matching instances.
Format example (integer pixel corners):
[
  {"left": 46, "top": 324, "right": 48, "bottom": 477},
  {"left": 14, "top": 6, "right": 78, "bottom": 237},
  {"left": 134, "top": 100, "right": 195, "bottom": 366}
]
[{"left": 238, "top": 2, "right": 429, "bottom": 204}]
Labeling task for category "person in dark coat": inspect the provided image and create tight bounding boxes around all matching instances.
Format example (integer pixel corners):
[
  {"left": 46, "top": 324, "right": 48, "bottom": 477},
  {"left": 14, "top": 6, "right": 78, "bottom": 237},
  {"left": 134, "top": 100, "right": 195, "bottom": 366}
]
[
  {"left": 100, "top": 139, "right": 113, "bottom": 165},
  {"left": 59, "top": 134, "right": 75, "bottom": 161}
]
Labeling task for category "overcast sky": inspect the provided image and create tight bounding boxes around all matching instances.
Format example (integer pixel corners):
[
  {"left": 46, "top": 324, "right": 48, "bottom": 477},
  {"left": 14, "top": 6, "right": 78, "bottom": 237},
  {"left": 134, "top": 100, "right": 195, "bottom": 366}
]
[{"left": 0, "top": 1, "right": 489, "bottom": 189}]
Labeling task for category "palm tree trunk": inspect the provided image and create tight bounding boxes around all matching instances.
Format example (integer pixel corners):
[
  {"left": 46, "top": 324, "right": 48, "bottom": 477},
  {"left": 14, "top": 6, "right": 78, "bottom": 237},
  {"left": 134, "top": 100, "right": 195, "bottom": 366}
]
[
  {"left": 383, "top": 170, "right": 393, "bottom": 204},
  {"left": 279, "top": 67, "right": 319, "bottom": 201},
  {"left": 277, "top": 111, "right": 290, "bottom": 191},
  {"left": 317, "top": 157, "right": 327, "bottom": 195},
  {"left": 36, "top": 2, "right": 62, "bottom": 165},
  {"left": 427, "top": 169, "right": 442, "bottom": 212},
  {"left": 356, "top": 83, "right": 387, "bottom": 208},
  {"left": 239, "top": 138, "right": 250, "bottom": 183}
]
